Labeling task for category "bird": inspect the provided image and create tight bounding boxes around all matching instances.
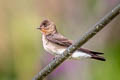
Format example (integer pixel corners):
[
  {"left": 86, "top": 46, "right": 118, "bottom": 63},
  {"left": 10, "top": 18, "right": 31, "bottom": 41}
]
[{"left": 37, "top": 19, "right": 106, "bottom": 61}]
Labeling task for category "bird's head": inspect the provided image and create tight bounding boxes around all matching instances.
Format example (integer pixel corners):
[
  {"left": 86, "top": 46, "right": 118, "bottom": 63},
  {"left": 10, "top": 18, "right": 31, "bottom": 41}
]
[{"left": 37, "top": 19, "right": 57, "bottom": 35}]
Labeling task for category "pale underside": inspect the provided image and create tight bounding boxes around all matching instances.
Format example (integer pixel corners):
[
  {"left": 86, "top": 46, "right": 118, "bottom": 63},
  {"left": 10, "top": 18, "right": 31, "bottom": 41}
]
[{"left": 42, "top": 35, "right": 91, "bottom": 59}]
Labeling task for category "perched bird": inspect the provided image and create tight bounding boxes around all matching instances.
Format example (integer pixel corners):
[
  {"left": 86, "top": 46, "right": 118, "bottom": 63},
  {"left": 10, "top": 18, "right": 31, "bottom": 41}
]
[{"left": 37, "top": 19, "right": 106, "bottom": 61}]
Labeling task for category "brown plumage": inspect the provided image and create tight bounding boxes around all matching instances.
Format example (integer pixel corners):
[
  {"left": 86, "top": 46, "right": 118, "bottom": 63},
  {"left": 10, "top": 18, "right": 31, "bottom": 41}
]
[{"left": 38, "top": 19, "right": 106, "bottom": 61}]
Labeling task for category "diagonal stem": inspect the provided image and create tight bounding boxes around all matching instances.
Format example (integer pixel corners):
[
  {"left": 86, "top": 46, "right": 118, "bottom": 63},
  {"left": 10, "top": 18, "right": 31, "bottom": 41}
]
[{"left": 33, "top": 4, "right": 120, "bottom": 80}]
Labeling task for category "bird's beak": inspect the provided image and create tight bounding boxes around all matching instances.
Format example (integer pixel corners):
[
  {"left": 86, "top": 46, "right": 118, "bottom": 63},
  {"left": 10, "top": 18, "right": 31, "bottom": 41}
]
[
  {"left": 36, "top": 27, "right": 47, "bottom": 33},
  {"left": 36, "top": 27, "right": 41, "bottom": 30}
]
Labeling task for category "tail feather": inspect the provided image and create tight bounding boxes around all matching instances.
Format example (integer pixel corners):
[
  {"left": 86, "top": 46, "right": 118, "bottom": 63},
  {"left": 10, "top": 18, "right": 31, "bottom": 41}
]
[
  {"left": 79, "top": 48, "right": 104, "bottom": 55},
  {"left": 78, "top": 48, "right": 106, "bottom": 61},
  {"left": 90, "top": 51, "right": 104, "bottom": 55},
  {"left": 91, "top": 55, "right": 106, "bottom": 61}
]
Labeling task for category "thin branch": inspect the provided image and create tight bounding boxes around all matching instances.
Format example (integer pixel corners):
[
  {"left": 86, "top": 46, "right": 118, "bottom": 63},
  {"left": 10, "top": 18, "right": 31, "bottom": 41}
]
[{"left": 33, "top": 4, "right": 120, "bottom": 80}]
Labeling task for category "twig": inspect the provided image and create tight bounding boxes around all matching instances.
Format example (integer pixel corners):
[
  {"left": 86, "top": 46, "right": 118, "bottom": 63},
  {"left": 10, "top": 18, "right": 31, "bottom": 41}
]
[{"left": 33, "top": 4, "right": 120, "bottom": 80}]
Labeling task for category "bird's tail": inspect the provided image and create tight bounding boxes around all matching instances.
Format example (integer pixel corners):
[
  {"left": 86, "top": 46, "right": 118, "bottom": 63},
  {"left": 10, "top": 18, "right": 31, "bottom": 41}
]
[
  {"left": 90, "top": 51, "right": 106, "bottom": 61},
  {"left": 91, "top": 54, "right": 106, "bottom": 61},
  {"left": 78, "top": 48, "right": 106, "bottom": 61}
]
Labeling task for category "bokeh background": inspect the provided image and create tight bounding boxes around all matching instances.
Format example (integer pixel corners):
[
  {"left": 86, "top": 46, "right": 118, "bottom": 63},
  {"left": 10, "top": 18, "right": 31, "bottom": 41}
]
[{"left": 0, "top": 0, "right": 120, "bottom": 80}]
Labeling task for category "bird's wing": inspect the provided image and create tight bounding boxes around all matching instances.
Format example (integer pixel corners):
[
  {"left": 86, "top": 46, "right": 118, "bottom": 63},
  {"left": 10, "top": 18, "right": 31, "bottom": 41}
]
[
  {"left": 46, "top": 33, "right": 73, "bottom": 47},
  {"left": 46, "top": 33, "right": 104, "bottom": 55}
]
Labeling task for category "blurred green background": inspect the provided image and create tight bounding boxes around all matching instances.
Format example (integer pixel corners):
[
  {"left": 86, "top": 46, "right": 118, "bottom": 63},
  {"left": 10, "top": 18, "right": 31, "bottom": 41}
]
[{"left": 0, "top": 0, "right": 120, "bottom": 80}]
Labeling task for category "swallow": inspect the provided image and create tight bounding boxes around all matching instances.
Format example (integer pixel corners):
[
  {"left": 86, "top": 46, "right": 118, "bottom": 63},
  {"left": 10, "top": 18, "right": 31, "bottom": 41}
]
[{"left": 37, "top": 19, "right": 106, "bottom": 61}]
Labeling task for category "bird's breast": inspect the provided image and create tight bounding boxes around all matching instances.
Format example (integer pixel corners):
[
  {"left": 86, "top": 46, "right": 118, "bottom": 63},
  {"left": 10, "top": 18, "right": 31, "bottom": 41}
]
[{"left": 42, "top": 35, "right": 65, "bottom": 55}]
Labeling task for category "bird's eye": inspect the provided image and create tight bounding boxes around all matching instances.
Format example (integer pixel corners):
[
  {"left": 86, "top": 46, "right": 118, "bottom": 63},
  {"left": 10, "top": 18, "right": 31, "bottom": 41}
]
[
  {"left": 40, "top": 20, "right": 50, "bottom": 28},
  {"left": 43, "top": 22, "right": 47, "bottom": 27}
]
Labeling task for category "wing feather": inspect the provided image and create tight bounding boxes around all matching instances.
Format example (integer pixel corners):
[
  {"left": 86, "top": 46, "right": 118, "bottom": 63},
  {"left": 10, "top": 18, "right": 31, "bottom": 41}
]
[{"left": 46, "top": 33, "right": 72, "bottom": 47}]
